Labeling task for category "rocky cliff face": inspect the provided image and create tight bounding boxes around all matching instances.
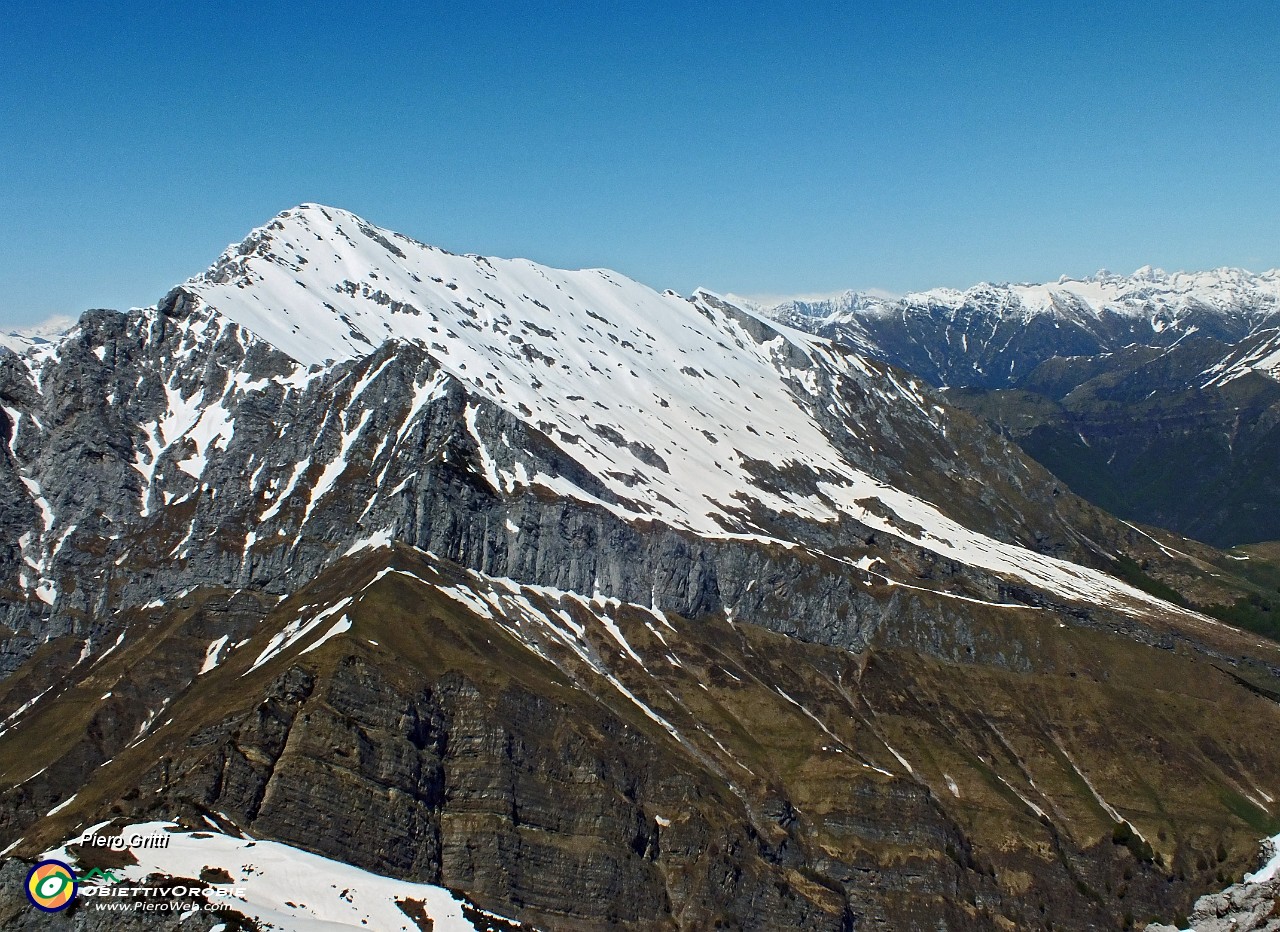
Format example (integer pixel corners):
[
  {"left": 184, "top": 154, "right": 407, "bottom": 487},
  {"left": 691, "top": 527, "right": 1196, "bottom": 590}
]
[
  {"left": 1147, "top": 871, "right": 1279, "bottom": 932},
  {"left": 2, "top": 207, "right": 1280, "bottom": 930}
]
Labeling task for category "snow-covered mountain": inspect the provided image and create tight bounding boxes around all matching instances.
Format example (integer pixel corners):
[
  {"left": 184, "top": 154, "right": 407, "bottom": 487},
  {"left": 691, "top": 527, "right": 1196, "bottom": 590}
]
[
  {"left": 152, "top": 205, "right": 1203, "bottom": 607},
  {"left": 0, "top": 205, "right": 1211, "bottom": 627},
  {"left": 2, "top": 207, "right": 1279, "bottom": 930}
]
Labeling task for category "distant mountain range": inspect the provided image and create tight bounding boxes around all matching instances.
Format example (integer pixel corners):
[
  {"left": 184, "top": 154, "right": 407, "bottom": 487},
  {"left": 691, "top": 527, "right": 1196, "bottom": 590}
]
[
  {"left": 743, "top": 269, "right": 1280, "bottom": 548},
  {"left": 0, "top": 315, "right": 75, "bottom": 355},
  {"left": 1, "top": 208, "right": 1278, "bottom": 930}
]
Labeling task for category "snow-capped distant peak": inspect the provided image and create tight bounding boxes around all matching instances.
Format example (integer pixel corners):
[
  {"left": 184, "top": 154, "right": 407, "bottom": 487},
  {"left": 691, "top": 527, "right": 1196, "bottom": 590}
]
[
  {"left": 0, "top": 314, "right": 76, "bottom": 354},
  {"left": 753, "top": 266, "right": 1280, "bottom": 325},
  {"left": 729, "top": 289, "right": 903, "bottom": 322}
]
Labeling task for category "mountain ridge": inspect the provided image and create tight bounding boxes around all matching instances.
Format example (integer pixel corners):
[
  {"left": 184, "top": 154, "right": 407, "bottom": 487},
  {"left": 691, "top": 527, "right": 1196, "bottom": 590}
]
[
  {"left": 735, "top": 264, "right": 1280, "bottom": 324},
  {"left": 738, "top": 266, "right": 1280, "bottom": 391}
]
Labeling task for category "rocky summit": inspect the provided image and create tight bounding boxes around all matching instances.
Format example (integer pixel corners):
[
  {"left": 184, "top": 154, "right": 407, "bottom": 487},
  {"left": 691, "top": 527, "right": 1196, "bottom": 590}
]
[{"left": 2, "top": 206, "right": 1280, "bottom": 930}]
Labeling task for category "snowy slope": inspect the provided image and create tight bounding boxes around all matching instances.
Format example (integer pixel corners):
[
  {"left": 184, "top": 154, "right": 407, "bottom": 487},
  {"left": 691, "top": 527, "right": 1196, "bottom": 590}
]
[
  {"left": 184, "top": 204, "right": 862, "bottom": 544},
  {"left": 45, "top": 821, "right": 519, "bottom": 931},
  {"left": 947, "top": 266, "right": 1280, "bottom": 322},
  {"left": 1201, "top": 327, "right": 1280, "bottom": 386},
  {"left": 169, "top": 205, "right": 1201, "bottom": 618}
]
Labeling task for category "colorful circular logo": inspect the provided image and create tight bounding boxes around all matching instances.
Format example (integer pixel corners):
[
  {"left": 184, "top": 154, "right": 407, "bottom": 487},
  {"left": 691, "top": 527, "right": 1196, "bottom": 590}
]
[{"left": 25, "top": 860, "right": 77, "bottom": 912}]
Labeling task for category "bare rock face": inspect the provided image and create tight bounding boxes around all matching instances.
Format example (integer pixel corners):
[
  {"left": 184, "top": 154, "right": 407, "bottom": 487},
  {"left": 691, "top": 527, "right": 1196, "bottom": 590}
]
[{"left": 1147, "top": 878, "right": 1280, "bottom": 932}]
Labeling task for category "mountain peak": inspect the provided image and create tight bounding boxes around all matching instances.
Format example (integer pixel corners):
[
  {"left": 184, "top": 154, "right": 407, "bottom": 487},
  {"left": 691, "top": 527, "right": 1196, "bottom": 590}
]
[
  {"left": 187, "top": 205, "right": 811, "bottom": 373},
  {"left": 174, "top": 206, "right": 916, "bottom": 544}
]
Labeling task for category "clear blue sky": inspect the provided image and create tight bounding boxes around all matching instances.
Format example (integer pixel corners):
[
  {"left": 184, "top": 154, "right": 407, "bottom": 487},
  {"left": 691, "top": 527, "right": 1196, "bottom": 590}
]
[{"left": 3, "top": 1, "right": 1278, "bottom": 327}]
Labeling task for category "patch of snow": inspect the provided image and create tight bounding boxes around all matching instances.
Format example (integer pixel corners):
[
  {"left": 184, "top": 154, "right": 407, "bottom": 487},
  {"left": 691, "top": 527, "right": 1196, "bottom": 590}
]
[
  {"left": 995, "top": 774, "right": 1049, "bottom": 820},
  {"left": 49, "top": 821, "right": 520, "bottom": 931},
  {"left": 299, "top": 615, "right": 352, "bottom": 655},
  {"left": 200, "top": 635, "right": 230, "bottom": 674},
  {"left": 247, "top": 598, "right": 353, "bottom": 674},
  {"left": 301, "top": 409, "right": 372, "bottom": 527},
  {"left": 343, "top": 527, "right": 395, "bottom": 556},
  {"left": 46, "top": 794, "right": 77, "bottom": 816},
  {"left": 93, "top": 631, "right": 126, "bottom": 667},
  {"left": 0, "top": 686, "right": 53, "bottom": 737},
  {"left": 596, "top": 611, "right": 644, "bottom": 665},
  {"left": 1053, "top": 734, "right": 1136, "bottom": 835},
  {"left": 882, "top": 741, "right": 915, "bottom": 775},
  {"left": 260, "top": 459, "right": 309, "bottom": 522},
  {"left": 1, "top": 404, "right": 22, "bottom": 455},
  {"left": 436, "top": 585, "right": 495, "bottom": 620}
]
